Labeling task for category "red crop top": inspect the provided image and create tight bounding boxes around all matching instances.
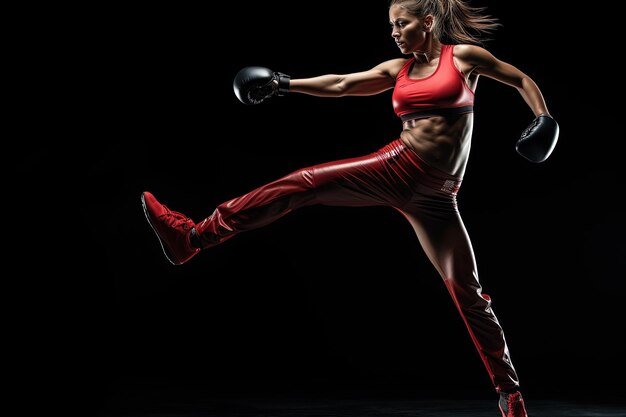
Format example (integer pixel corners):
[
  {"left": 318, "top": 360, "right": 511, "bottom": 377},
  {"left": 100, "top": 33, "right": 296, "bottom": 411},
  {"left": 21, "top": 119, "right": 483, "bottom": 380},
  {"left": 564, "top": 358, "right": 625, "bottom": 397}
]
[{"left": 392, "top": 44, "right": 474, "bottom": 122}]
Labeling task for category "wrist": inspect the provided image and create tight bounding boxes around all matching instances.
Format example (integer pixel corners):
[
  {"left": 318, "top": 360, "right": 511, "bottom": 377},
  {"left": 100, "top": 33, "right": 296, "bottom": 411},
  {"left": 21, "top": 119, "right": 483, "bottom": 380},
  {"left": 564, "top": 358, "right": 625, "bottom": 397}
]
[{"left": 276, "top": 72, "right": 291, "bottom": 95}]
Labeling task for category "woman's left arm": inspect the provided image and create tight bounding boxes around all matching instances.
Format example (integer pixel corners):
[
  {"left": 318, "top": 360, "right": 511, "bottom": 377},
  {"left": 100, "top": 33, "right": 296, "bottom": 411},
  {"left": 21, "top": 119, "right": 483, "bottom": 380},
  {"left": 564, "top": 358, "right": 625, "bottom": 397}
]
[
  {"left": 456, "top": 45, "right": 559, "bottom": 163},
  {"left": 455, "top": 44, "right": 550, "bottom": 117}
]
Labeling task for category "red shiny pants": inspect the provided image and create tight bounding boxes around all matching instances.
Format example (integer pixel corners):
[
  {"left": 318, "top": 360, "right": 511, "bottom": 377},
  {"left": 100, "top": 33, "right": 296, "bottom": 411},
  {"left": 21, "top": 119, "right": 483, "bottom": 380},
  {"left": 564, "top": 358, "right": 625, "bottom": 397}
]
[{"left": 195, "top": 138, "right": 520, "bottom": 392}]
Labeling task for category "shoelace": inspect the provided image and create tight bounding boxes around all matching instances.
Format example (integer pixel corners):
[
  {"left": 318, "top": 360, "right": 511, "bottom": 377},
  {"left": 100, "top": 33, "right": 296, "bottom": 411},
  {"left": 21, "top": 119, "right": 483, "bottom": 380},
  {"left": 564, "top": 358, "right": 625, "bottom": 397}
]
[
  {"left": 502, "top": 392, "right": 524, "bottom": 416},
  {"left": 508, "top": 394, "right": 523, "bottom": 415},
  {"left": 159, "top": 204, "right": 192, "bottom": 230}
]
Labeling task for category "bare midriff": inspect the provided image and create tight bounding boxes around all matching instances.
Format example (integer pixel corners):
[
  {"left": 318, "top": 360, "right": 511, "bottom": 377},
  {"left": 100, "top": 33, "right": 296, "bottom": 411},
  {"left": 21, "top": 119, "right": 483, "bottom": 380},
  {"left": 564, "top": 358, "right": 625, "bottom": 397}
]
[{"left": 399, "top": 113, "right": 474, "bottom": 178}]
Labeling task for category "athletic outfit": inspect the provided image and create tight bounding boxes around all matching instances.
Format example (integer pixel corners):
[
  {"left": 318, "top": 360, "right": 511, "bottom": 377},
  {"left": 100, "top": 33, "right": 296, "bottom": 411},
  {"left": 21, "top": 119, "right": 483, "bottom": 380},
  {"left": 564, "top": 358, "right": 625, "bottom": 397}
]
[
  {"left": 393, "top": 43, "right": 474, "bottom": 121},
  {"left": 143, "top": 44, "right": 522, "bottom": 395}
]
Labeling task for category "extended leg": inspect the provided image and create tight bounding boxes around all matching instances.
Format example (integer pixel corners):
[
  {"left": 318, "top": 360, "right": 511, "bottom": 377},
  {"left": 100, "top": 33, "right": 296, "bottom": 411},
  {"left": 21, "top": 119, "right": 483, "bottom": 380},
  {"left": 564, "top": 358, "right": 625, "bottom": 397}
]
[
  {"left": 143, "top": 141, "right": 413, "bottom": 264},
  {"left": 194, "top": 148, "right": 412, "bottom": 248}
]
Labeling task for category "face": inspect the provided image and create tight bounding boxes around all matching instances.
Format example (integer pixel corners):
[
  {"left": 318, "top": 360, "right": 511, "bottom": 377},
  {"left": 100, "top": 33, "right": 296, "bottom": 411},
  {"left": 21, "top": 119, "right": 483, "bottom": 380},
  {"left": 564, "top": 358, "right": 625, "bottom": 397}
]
[{"left": 389, "top": 5, "right": 431, "bottom": 54}]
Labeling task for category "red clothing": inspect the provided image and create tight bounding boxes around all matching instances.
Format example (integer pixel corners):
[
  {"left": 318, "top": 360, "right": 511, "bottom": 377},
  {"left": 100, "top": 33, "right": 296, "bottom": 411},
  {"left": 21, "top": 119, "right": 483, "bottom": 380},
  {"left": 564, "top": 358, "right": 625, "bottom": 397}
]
[
  {"left": 183, "top": 47, "right": 521, "bottom": 394},
  {"left": 194, "top": 139, "right": 520, "bottom": 393},
  {"left": 392, "top": 44, "right": 474, "bottom": 121}
]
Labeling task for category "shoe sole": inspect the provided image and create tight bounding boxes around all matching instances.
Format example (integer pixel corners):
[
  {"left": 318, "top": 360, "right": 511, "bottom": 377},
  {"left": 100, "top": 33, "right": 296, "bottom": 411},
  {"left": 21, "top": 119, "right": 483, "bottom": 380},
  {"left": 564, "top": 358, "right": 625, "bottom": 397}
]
[{"left": 141, "top": 193, "right": 179, "bottom": 265}]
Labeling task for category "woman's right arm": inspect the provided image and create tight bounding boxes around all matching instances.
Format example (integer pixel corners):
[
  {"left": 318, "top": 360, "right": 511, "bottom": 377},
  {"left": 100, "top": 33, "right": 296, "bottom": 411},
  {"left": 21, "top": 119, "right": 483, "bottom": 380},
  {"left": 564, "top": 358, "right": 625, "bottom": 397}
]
[{"left": 290, "top": 58, "right": 405, "bottom": 97}]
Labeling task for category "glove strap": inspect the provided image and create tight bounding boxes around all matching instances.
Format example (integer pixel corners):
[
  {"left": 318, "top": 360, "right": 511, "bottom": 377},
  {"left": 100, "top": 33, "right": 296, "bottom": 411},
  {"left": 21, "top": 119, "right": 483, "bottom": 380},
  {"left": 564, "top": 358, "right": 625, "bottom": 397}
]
[{"left": 276, "top": 72, "right": 291, "bottom": 95}]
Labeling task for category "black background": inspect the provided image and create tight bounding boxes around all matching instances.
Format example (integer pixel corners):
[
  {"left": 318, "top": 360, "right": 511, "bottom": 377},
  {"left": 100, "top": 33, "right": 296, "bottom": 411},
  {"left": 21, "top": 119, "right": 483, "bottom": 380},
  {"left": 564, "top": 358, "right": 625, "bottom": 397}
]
[{"left": 13, "top": 1, "right": 625, "bottom": 415}]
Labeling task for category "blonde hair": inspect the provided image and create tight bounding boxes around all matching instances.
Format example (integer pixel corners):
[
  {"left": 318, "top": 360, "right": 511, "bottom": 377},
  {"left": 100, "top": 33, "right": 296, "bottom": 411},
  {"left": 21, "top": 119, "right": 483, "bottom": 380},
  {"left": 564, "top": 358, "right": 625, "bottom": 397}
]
[{"left": 389, "top": 0, "right": 500, "bottom": 45}]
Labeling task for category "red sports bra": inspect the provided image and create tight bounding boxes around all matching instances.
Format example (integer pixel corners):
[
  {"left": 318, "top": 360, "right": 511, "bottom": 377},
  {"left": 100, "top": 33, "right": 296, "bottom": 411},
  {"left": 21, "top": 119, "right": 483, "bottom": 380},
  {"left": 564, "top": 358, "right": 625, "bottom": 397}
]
[{"left": 392, "top": 44, "right": 474, "bottom": 122}]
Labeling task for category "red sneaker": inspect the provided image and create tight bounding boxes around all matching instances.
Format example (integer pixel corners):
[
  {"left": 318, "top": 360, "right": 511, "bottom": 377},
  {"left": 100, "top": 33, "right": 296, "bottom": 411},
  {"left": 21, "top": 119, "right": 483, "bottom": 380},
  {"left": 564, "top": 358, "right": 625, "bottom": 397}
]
[
  {"left": 141, "top": 191, "right": 200, "bottom": 265},
  {"left": 499, "top": 391, "right": 528, "bottom": 417}
]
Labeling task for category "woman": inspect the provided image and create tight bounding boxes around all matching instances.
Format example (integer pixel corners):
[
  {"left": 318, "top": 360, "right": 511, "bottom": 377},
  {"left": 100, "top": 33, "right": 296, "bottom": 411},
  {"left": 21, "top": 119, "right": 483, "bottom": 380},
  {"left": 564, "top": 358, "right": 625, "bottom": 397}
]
[{"left": 142, "top": 1, "right": 558, "bottom": 415}]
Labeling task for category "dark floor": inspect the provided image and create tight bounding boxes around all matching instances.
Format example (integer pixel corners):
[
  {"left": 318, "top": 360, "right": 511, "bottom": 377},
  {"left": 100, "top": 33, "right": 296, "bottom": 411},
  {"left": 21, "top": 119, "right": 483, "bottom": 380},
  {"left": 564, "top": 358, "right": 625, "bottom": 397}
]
[
  {"left": 98, "top": 398, "right": 626, "bottom": 417},
  {"left": 89, "top": 380, "right": 626, "bottom": 417}
]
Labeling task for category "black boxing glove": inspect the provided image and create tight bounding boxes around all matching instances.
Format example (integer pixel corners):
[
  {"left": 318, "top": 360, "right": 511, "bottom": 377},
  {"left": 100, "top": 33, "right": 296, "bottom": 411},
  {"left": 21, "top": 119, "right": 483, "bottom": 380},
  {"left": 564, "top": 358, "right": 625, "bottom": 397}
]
[
  {"left": 515, "top": 114, "right": 559, "bottom": 163},
  {"left": 233, "top": 66, "right": 291, "bottom": 105}
]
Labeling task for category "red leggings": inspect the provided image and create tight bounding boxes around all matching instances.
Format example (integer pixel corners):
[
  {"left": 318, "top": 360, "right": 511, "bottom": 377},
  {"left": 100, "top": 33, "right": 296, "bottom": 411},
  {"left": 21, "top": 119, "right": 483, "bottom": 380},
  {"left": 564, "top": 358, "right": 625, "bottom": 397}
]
[{"left": 195, "top": 138, "right": 520, "bottom": 392}]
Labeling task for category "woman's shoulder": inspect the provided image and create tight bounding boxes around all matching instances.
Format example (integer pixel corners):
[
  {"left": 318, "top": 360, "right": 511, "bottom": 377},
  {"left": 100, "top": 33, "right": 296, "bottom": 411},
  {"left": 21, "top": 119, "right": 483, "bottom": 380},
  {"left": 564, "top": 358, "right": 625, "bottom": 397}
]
[
  {"left": 375, "top": 57, "right": 413, "bottom": 78},
  {"left": 450, "top": 44, "right": 491, "bottom": 60},
  {"left": 377, "top": 57, "right": 412, "bottom": 69}
]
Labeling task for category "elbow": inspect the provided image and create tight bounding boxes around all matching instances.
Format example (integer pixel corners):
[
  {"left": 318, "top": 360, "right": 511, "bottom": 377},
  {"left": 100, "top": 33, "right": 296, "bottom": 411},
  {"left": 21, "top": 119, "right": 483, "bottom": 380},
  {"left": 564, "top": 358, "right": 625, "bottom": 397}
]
[{"left": 335, "top": 78, "right": 349, "bottom": 97}]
